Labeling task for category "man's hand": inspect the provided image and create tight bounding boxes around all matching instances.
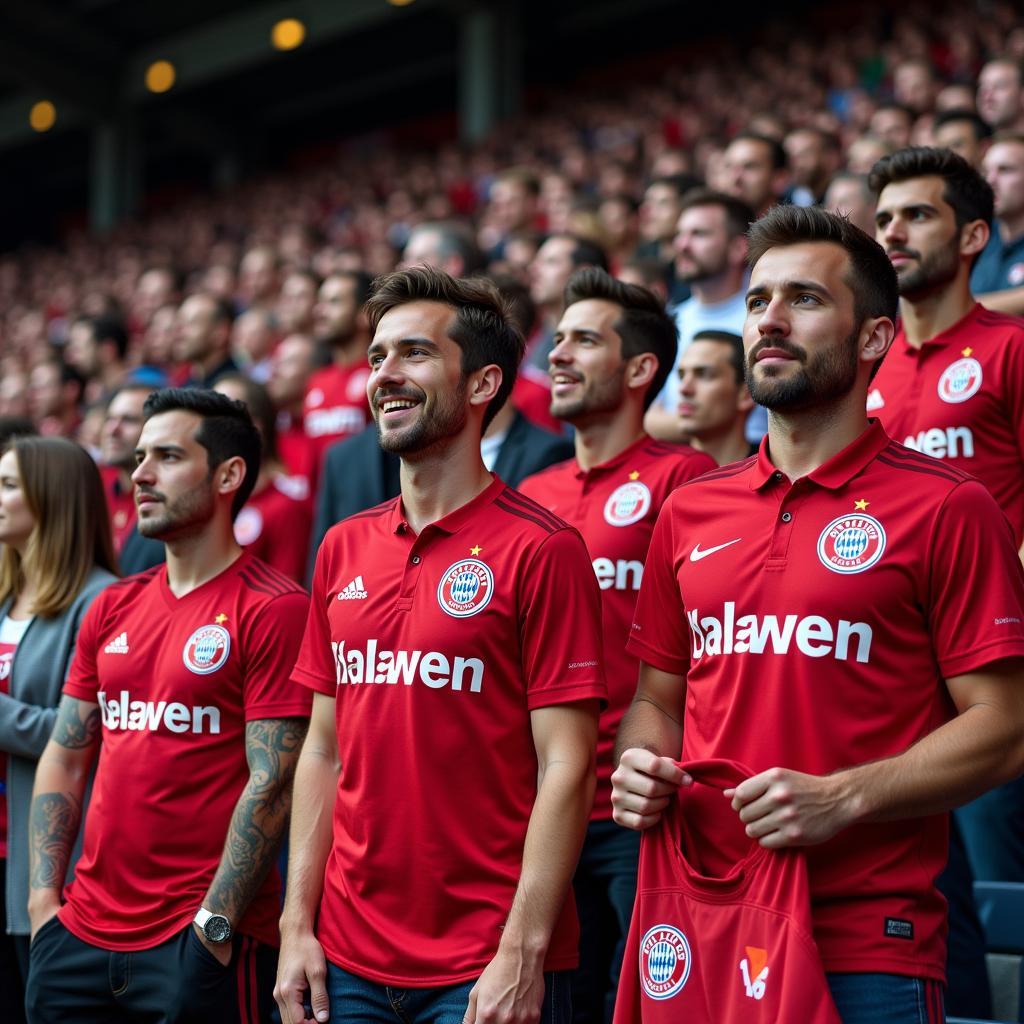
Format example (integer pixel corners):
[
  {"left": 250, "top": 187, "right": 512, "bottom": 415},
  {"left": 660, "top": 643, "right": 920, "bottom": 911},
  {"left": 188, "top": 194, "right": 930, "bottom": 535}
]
[
  {"left": 192, "top": 922, "right": 232, "bottom": 967},
  {"left": 611, "top": 748, "right": 690, "bottom": 830},
  {"left": 274, "top": 927, "right": 329, "bottom": 1024},
  {"left": 464, "top": 947, "right": 544, "bottom": 1024},
  {"left": 726, "top": 767, "right": 857, "bottom": 848},
  {"left": 28, "top": 897, "right": 60, "bottom": 943}
]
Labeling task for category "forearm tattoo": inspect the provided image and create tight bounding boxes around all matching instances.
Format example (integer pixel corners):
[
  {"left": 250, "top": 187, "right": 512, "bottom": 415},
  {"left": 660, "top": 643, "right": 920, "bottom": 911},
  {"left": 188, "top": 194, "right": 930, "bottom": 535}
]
[
  {"left": 206, "top": 717, "right": 308, "bottom": 921},
  {"left": 51, "top": 697, "right": 102, "bottom": 750},
  {"left": 29, "top": 792, "right": 82, "bottom": 892}
]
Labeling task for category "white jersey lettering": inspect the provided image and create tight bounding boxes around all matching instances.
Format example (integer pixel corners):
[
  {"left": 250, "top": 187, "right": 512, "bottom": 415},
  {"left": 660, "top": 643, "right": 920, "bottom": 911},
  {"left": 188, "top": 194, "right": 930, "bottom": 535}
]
[
  {"left": 592, "top": 557, "right": 644, "bottom": 591},
  {"left": 98, "top": 690, "right": 222, "bottom": 734},
  {"left": 903, "top": 426, "right": 974, "bottom": 459},
  {"left": 331, "top": 641, "right": 485, "bottom": 692},
  {"left": 687, "top": 603, "right": 872, "bottom": 664}
]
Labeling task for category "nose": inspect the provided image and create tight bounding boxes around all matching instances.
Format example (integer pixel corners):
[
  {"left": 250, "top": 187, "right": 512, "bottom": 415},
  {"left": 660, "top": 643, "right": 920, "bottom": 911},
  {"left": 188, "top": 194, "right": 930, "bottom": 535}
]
[
  {"left": 881, "top": 215, "right": 906, "bottom": 247},
  {"left": 678, "top": 371, "right": 696, "bottom": 397},
  {"left": 753, "top": 294, "right": 790, "bottom": 339},
  {"left": 549, "top": 338, "right": 573, "bottom": 367}
]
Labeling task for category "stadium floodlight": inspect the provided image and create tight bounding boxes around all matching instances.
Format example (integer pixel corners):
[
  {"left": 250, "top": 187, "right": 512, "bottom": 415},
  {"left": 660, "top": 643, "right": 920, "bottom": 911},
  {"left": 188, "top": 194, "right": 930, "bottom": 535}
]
[
  {"left": 272, "top": 18, "right": 307, "bottom": 51},
  {"left": 29, "top": 101, "right": 56, "bottom": 133},
  {"left": 145, "top": 60, "right": 177, "bottom": 94}
]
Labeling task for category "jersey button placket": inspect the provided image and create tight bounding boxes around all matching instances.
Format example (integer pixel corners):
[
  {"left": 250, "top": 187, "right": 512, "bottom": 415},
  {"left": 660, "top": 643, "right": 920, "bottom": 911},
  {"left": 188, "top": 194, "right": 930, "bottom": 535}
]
[
  {"left": 397, "top": 537, "right": 428, "bottom": 611},
  {"left": 766, "top": 482, "right": 801, "bottom": 568}
]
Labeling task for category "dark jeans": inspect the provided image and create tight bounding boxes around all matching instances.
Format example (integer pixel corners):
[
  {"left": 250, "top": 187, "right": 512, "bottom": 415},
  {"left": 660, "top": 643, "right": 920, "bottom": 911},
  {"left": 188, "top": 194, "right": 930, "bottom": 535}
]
[
  {"left": 324, "top": 961, "right": 571, "bottom": 1024},
  {"left": 571, "top": 820, "right": 639, "bottom": 1024},
  {"left": 25, "top": 915, "right": 276, "bottom": 1023},
  {"left": 955, "top": 774, "right": 1024, "bottom": 881},
  {"left": 826, "top": 973, "right": 945, "bottom": 1024}
]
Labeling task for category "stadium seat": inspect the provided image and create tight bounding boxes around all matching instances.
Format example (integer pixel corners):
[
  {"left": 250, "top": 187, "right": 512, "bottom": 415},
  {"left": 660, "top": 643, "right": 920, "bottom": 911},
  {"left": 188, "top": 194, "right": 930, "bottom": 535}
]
[{"left": 974, "top": 881, "right": 1024, "bottom": 1022}]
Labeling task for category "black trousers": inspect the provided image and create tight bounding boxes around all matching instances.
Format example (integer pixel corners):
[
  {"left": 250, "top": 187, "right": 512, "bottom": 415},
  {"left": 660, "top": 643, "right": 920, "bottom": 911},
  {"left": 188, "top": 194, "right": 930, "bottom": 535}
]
[{"left": 25, "top": 915, "right": 277, "bottom": 1024}]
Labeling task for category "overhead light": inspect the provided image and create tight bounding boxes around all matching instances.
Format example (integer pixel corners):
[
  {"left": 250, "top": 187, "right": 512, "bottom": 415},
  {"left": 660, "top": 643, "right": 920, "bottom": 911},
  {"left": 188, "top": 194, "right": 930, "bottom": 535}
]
[
  {"left": 272, "top": 18, "right": 306, "bottom": 51},
  {"left": 387, "top": 0, "right": 417, "bottom": 6},
  {"left": 29, "top": 100, "right": 56, "bottom": 133},
  {"left": 145, "top": 60, "right": 176, "bottom": 94}
]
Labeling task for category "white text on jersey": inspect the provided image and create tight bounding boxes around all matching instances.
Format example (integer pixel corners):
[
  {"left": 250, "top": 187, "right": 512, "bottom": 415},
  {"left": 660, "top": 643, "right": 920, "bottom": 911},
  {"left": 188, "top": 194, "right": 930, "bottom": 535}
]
[
  {"left": 593, "top": 557, "right": 643, "bottom": 591},
  {"left": 688, "top": 603, "right": 873, "bottom": 663},
  {"left": 903, "top": 426, "right": 974, "bottom": 459},
  {"left": 332, "top": 640, "right": 484, "bottom": 692},
  {"left": 98, "top": 690, "right": 221, "bottom": 734}
]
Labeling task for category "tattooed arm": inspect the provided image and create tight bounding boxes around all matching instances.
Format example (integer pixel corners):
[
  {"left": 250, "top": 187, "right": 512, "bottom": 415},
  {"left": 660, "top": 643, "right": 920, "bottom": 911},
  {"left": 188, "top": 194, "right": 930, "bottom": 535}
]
[
  {"left": 197, "top": 716, "right": 308, "bottom": 963},
  {"left": 28, "top": 696, "right": 102, "bottom": 937}
]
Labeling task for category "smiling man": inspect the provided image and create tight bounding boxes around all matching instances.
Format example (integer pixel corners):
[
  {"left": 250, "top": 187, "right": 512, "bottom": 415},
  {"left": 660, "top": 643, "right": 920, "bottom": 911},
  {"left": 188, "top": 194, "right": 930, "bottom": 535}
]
[
  {"left": 26, "top": 388, "right": 310, "bottom": 1024},
  {"left": 276, "top": 267, "right": 605, "bottom": 1024},
  {"left": 518, "top": 268, "right": 713, "bottom": 1023},
  {"left": 610, "top": 206, "right": 1024, "bottom": 1024}
]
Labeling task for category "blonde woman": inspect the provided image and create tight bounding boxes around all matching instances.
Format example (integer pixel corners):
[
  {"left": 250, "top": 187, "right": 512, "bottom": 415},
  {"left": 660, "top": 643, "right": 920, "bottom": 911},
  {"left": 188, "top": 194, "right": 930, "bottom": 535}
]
[{"left": 0, "top": 437, "right": 117, "bottom": 1018}]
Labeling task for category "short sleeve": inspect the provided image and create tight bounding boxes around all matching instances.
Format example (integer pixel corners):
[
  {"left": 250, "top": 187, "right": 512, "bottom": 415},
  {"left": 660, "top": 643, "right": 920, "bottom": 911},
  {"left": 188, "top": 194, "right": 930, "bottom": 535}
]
[
  {"left": 62, "top": 593, "right": 105, "bottom": 703},
  {"left": 290, "top": 541, "right": 338, "bottom": 696},
  {"left": 626, "top": 499, "right": 691, "bottom": 675},
  {"left": 243, "top": 589, "right": 314, "bottom": 719},
  {"left": 928, "top": 479, "right": 1024, "bottom": 677},
  {"left": 519, "top": 528, "right": 606, "bottom": 709}
]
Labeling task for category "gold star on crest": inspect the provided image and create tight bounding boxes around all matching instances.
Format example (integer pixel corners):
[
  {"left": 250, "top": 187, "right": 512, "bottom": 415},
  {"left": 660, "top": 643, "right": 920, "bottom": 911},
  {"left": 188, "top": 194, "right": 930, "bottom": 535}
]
[
  {"left": 628, "top": 471, "right": 640, "bottom": 481},
  {"left": 854, "top": 499, "right": 869, "bottom": 511},
  {"left": 215, "top": 613, "right": 229, "bottom": 625},
  {"left": 962, "top": 347, "right": 973, "bottom": 357},
  {"left": 470, "top": 545, "right": 482, "bottom": 556}
]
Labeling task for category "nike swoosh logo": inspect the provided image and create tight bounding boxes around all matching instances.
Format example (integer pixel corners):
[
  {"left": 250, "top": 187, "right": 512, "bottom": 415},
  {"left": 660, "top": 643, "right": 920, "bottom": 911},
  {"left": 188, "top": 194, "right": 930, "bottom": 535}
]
[{"left": 690, "top": 538, "right": 742, "bottom": 562}]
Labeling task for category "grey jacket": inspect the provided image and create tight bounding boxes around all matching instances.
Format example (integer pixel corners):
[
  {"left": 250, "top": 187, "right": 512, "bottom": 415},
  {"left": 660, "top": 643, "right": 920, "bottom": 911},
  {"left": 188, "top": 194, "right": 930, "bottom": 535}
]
[{"left": 0, "top": 566, "right": 115, "bottom": 935}]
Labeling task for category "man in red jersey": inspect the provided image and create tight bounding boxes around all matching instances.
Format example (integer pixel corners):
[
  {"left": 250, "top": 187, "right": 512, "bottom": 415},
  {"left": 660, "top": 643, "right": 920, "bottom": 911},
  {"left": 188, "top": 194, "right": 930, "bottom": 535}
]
[
  {"left": 518, "top": 267, "right": 713, "bottom": 1023},
  {"left": 869, "top": 146, "right": 1024, "bottom": 554},
  {"left": 302, "top": 271, "right": 374, "bottom": 476},
  {"left": 275, "top": 267, "right": 605, "bottom": 1024},
  {"left": 610, "top": 206, "right": 1024, "bottom": 1024},
  {"left": 25, "top": 388, "right": 311, "bottom": 1024}
]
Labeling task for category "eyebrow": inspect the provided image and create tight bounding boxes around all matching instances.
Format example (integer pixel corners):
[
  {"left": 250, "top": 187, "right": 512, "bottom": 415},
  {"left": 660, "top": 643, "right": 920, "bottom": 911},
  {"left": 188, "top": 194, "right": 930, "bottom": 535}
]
[
  {"left": 745, "top": 279, "right": 835, "bottom": 302},
  {"left": 134, "top": 443, "right": 187, "bottom": 458},
  {"left": 875, "top": 202, "right": 939, "bottom": 219},
  {"left": 367, "top": 336, "right": 442, "bottom": 357}
]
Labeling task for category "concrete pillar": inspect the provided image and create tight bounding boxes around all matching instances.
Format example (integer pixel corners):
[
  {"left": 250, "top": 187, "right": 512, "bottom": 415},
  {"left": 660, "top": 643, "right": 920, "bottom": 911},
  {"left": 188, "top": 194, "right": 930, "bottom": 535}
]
[
  {"left": 458, "top": 5, "right": 501, "bottom": 145},
  {"left": 89, "top": 115, "right": 140, "bottom": 232}
]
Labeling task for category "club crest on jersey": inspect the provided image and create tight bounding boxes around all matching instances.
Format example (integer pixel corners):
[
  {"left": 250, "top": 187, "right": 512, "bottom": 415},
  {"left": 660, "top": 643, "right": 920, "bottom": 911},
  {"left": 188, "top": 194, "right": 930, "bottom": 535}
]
[
  {"left": 436, "top": 559, "right": 494, "bottom": 618},
  {"left": 640, "top": 925, "right": 692, "bottom": 1000},
  {"left": 937, "top": 357, "right": 982, "bottom": 404},
  {"left": 604, "top": 481, "right": 651, "bottom": 527},
  {"left": 182, "top": 624, "right": 231, "bottom": 675},
  {"left": 817, "top": 513, "right": 886, "bottom": 574}
]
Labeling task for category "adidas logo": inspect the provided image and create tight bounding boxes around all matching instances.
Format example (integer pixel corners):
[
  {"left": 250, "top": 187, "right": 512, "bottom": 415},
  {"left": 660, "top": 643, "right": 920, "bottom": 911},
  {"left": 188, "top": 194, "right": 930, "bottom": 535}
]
[
  {"left": 104, "top": 631, "right": 130, "bottom": 655},
  {"left": 337, "top": 576, "right": 368, "bottom": 600}
]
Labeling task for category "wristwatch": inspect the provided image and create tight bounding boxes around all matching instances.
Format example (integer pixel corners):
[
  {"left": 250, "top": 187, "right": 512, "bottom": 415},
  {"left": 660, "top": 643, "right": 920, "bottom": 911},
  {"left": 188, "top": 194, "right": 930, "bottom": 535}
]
[{"left": 194, "top": 907, "right": 233, "bottom": 944}]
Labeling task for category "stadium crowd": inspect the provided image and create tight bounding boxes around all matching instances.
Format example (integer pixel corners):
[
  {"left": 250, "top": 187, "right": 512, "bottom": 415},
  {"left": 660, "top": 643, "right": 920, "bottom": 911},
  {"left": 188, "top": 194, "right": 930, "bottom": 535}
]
[{"left": 1, "top": 0, "right": 1024, "bottom": 1021}]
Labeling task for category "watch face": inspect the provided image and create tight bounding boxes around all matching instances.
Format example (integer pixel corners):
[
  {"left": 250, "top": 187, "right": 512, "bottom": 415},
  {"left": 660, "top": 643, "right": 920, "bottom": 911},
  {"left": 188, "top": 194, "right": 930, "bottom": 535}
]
[{"left": 203, "top": 914, "right": 232, "bottom": 943}]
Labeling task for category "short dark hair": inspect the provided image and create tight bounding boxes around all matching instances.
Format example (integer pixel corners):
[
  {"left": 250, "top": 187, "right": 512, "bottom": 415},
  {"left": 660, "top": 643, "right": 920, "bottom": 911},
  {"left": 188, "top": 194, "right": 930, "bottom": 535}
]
[
  {"left": 873, "top": 102, "right": 915, "bottom": 125},
  {"left": 732, "top": 132, "right": 787, "bottom": 170},
  {"left": 690, "top": 330, "right": 745, "bottom": 385},
  {"left": 648, "top": 173, "right": 702, "bottom": 198},
  {"left": 79, "top": 315, "right": 129, "bottom": 360},
  {"left": 868, "top": 146, "right": 994, "bottom": 229},
  {"left": 329, "top": 270, "right": 374, "bottom": 309},
  {"left": 212, "top": 372, "right": 278, "bottom": 465},
  {"left": 933, "top": 108, "right": 992, "bottom": 142},
  {"left": 747, "top": 205, "right": 898, "bottom": 327},
  {"left": 544, "top": 233, "right": 610, "bottom": 273},
  {"left": 142, "top": 387, "right": 261, "bottom": 518},
  {"left": 678, "top": 189, "right": 756, "bottom": 240},
  {"left": 408, "top": 222, "right": 484, "bottom": 275},
  {"left": 563, "top": 267, "right": 678, "bottom": 411},
  {"left": 364, "top": 267, "right": 525, "bottom": 431}
]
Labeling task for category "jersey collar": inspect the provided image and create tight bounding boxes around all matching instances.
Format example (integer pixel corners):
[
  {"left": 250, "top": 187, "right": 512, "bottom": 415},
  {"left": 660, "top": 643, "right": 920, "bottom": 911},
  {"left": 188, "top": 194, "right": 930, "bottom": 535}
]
[
  {"left": 895, "top": 302, "right": 982, "bottom": 353},
  {"left": 572, "top": 434, "right": 651, "bottom": 480},
  {"left": 750, "top": 419, "right": 891, "bottom": 492},
  {"left": 390, "top": 475, "right": 506, "bottom": 536}
]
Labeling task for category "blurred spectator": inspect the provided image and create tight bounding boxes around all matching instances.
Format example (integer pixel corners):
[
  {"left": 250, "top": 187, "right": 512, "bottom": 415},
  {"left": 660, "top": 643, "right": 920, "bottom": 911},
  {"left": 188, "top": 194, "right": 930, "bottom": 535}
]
[
  {"left": 175, "top": 293, "right": 237, "bottom": 388},
  {"left": 267, "top": 333, "right": 318, "bottom": 483},
  {"left": 27, "top": 361, "right": 83, "bottom": 438},
  {"left": 824, "top": 172, "right": 878, "bottom": 235},
  {"left": 401, "top": 222, "right": 483, "bottom": 277},
  {"left": 720, "top": 133, "right": 789, "bottom": 217},
  {"left": 973, "top": 134, "right": 1024, "bottom": 305},
  {"left": 977, "top": 56, "right": 1024, "bottom": 132},
  {"left": 617, "top": 258, "right": 671, "bottom": 305},
  {"left": 137, "top": 304, "right": 177, "bottom": 370},
  {"left": 893, "top": 57, "right": 939, "bottom": 116},
  {"left": 0, "top": 375, "right": 29, "bottom": 420},
  {"left": 484, "top": 167, "right": 541, "bottom": 258},
  {"left": 635, "top": 174, "right": 699, "bottom": 304},
  {"left": 214, "top": 374, "right": 312, "bottom": 584},
  {"left": 846, "top": 134, "right": 895, "bottom": 174},
  {"left": 98, "top": 383, "right": 153, "bottom": 555},
  {"left": 597, "top": 194, "right": 640, "bottom": 275},
  {"left": 646, "top": 190, "right": 754, "bottom": 440},
  {"left": 131, "top": 268, "right": 178, "bottom": 334},
  {"left": 276, "top": 269, "right": 319, "bottom": 337},
  {"left": 676, "top": 330, "right": 756, "bottom": 465},
  {"left": 303, "top": 271, "right": 374, "bottom": 475},
  {"left": 238, "top": 244, "right": 280, "bottom": 315},
  {"left": 64, "top": 315, "right": 129, "bottom": 404},
  {"left": 933, "top": 109, "right": 992, "bottom": 168},
  {"left": 230, "top": 309, "right": 276, "bottom": 383},
  {"left": 936, "top": 83, "right": 977, "bottom": 112},
  {"left": 784, "top": 128, "right": 842, "bottom": 206},
  {"left": 870, "top": 103, "right": 915, "bottom": 150}
]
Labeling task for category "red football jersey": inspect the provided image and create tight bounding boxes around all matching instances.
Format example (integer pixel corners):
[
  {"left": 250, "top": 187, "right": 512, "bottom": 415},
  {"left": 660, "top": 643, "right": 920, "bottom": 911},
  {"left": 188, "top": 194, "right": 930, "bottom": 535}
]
[
  {"left": 869, "top": 303, "right": 1024, "bottom": 543},
  {"left": 100, "top": 465, "right": 136, "bottom": 553},
  {"left": 276, "top": 412, "right": 318, "bottom": 484},
  {"left": 627, "top": 421, "right": 1024, "bottom": 980},
  {"left": 302, "top": 364, "right": 372, "bottom": 472},
  {"left": 292, "top": 477, "right": 607, "bottom": 985},
  {"left": 518, "top": 437, "right": 715, "bottom": 819},
  {"left": 59, "top": 553, "right": 311, "bottom": 952},
  {"left": 614, "top": 760, "right": 841, "bottom": 1024},
  {"left": 233, "top": 474, "right": 312, "bottom": 584}
]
